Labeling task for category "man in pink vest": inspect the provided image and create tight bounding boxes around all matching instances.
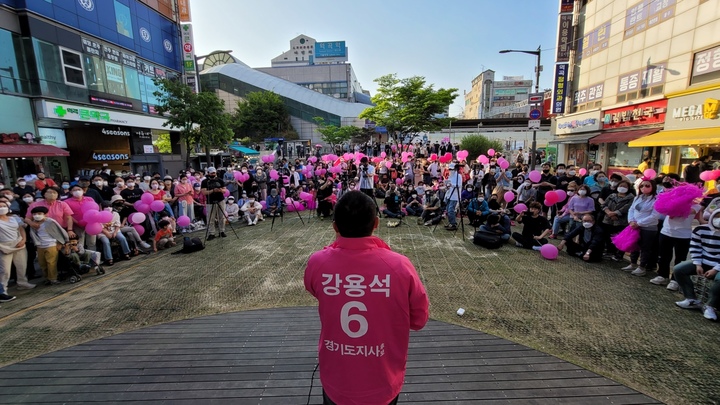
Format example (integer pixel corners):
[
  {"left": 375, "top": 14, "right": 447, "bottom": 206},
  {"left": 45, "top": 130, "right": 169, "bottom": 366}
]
[{"left": 305, "top": 191, "right": 430, "bottom": 405}]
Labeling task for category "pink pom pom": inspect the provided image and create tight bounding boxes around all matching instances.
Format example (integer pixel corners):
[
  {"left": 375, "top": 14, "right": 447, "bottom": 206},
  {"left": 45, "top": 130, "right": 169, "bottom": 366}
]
[
  {"left": 655, "top": 183, "right": 704, "bottom": 218},
  {"left": 612, "top": 226, "right": 641, "bottom": 252}
]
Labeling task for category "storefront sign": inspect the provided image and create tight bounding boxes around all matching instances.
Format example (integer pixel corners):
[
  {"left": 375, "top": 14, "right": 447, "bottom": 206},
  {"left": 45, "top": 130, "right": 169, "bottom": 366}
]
[
  {"left": 178, "top": 0, "right": 192, "bottom": 21},
  {"left": 618, "top": 62, "right": 667, "bottom": 94},
  {"left": 665, "top": 88, "right": 720, "bottom": 130},
  {"left": 91, "top": 151, "right": 130, "bottom": 161},
  {"left": 573, "top": 83, "right": 604, "bottom": 105},
  {"left": 559, "top": 0, "right": 573, "bottom": 13},
  {"left": 625, "top": 0, "right": 676, "bottom": 38},
  {"left": 89, "top": 96, "right": 133, "bottom": 110},
  {"left": 121, "top": 52, "right": 137, "bottom": 69},
  {"left": 81, "top": 37, "right": 101, "bottom": 57},
  {"left": 692, "top": 44, "right": 720, "bottom": 80},
  {"left": 143, "top": 145, "right": 155, "bottom": 154},
  {"left": 100, "top": 127, "right": 131, "bottom": 137},
  {"left": 132, "top": 128, "right": 152, "bottom": 139},
  {"left": 181, "top": 24, "right": 196, "bottom": 72},
  {"left": 556, "top": 110, "right": 603, "bottom": 134},
  {"left": 602, "top": 99, "right": 667, "bottom": 129},
  {"left": 38, "top": 127, "right": 68, "bottom": 148},
  {"left": 579, "top": 20, "right": 611, "bottom": 60},
  {"left": 36, "top": 100, "right": 169, "bottom": 130},
  {"left": 102, "top": 45, "right": 121, "bottom": 64},
  {"left": 552, "top": 63, "right": 569, "bottom": 114},
  {"left": 556, "top": 14, "right": 573, "bottom": 63}
]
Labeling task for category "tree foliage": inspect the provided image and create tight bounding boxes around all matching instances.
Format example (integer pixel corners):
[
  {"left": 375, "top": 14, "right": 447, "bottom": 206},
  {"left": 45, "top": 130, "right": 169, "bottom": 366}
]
[
  {"left": 359, "top": 74, "right": 458, "bottom": 143},
  {"left": 153, "top": 133, "right": 172, "bottom": 154},
  {"left": 313, "top": 117, "right": 361, "bottom": 148},
  {"left": 153, "top": 78, "right": 234, "bottom": 166},
  {"left": 233, "top": 91, "right": 293, "bottom": 142},
  {"left": 459, "top": 135, "right": 504, "bottom": 162}
]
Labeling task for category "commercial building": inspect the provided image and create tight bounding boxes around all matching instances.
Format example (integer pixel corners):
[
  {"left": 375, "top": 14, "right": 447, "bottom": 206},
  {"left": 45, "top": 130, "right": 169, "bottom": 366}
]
[
  {"left": 0, "top": 0, "right": 187, "bottom": 186},
  {"left": 551, "top": 0, "right": 720, "bottom": 176},
  {"left": 463, "top": 70, "right": 533, "bottom": 119}
]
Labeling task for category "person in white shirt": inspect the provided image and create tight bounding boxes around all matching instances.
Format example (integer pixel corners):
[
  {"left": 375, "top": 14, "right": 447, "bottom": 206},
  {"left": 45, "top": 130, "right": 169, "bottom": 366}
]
[{"left": 240, "top": 194, "right": 264, "bottom": 226}]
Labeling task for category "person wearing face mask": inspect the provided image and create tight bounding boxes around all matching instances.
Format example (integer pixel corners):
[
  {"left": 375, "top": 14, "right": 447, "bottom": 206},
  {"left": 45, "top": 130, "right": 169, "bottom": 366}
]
[
  {"left": 27, "top": 206, "right": 69, "bottom": 286},
  {"left": 550, "top": 183, "right": 594, "bottom": 238},
  {"left": 254, "top": 168, "right": 268, "bottom": 201},
  {"left": 12, "top": 178, "right": 34, "bottom": 201},
  {"left": 672, "top": 208, "right": 720, "bottom": 321},
  {"left": 59, "top": 182, "right": 72, "bottom": 200},
  {"left": 25, "top": 186, "right": 73, "bottom": 234},
  {"left": 599, "top": 173, "right": 625, "bottom": 206},
  {"left": 590, "top": 171, "right": 608, "bottom": 194},
  {"left": 460, "top": 185, "right": 475, "bottom": 209},
  {"left": 191, "top": 183, "right": 207, "bottom": 226},
  {"left": 0, "top": 200, "right": 35, "bottom": 296},
  {"left": 516, "top": 179, "right": 537, "bottom": 205},
  {"left": 405, "top": 190, "right": 423, "bottom": 218},
  {"left": 120, "top": 177, "right": 143, "bottom": 205},
  {"left": 138, "top": 175, "right": 152, "bottom": 192},
  {"left": 222, "top": 166, "right": 239, "bottom": 201},
  {"left": 174, "top": 174, "right": 194, "bottom": 225},
  {"left": 600, "top": 180, "right": 635, "bottom": 261},
  {"left": 148, "top": 179, "right": 175, "bottom": 218},
  {"left": 622, "top": 180, "right": 659, "bottom": 277},
  {"left": 224, "top": 196, "right": 240, "bottom": 222},
  {"left": 421, "top": 189, "right": 442, "bottom": 226},
  {"left": 89, "top": 175, "right": 113, "bottom": 202},
  {"left": 96, "top": 201, "right": 132, "bottom": 265},
  {"left": 536, "top": 163, "right": 558, "bottom": 217},
  {"left": 467, "top": 194, "right": 491, "bottom": 227},
  {"left": 263, "top": 188, "right": 283, "bottom": 218},
  {"left": 479, "top": 213, "right": 511, "bottom": 243},
  {"left": 112, "top": 177, "right": 126, "bottom": 196},
  {"left": 76, "top": 176, "right": 103, "bottom": 205},
  {"left": 201, "top": 167, "right": 227, "bottom": 239},
  {"left": 513, "top": 202, "right": 551, "bottom": 250},
  {"left": 482, "top": 166, "right": 498, "bottom": 200},
  {"left": 65, "top": 184, "right": 98, "bottom": 251},
  {"left": 240, "top": 194, "right": 263, "bottom": 226},
  {"left": 557, "top": 214, "right": 604, "bottom": 262}
]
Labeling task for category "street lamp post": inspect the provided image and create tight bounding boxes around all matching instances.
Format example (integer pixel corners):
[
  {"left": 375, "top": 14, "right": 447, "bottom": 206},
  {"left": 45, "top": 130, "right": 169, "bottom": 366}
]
[{"left": 499, "top": 46, "right": 541, "bottom": 170}]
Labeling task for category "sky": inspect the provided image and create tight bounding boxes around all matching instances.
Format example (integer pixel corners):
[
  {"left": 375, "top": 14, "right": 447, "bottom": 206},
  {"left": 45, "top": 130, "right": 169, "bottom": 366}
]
[{"left": 188, "top": 0, "right": 561, "bottom": 117}]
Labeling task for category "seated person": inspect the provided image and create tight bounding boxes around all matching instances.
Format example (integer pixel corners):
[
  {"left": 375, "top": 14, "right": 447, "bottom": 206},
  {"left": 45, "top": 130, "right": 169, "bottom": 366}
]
[
  {"left": 479, "top": 213, "right": 511, "bottom": 243},
  {"left": 153, "top": 219, "right": 176, "bottom": 252},
  {"left": 557, "top": 213, "right": 604, "bottom": 262},
  {"left": 516, "top": 179, "right": 537, "bottom": 204},
  {"left": 460, "top": 185, "right": 475, "bottom": 211},
  {"left": 96, "top": 201, "right": 132, "bottom": 265},
  {"left": 241, "top": 194, "right": 263, "bottom": 226},
  {"left": 62, "top": 235, "right": 101, "bottom": 273},
  {"left": 405, "top": 191, "right": 423, "bottom": 217},
  {"left": 512, "top": 202, "right": 551, "bottom": 250},
  {"left": 225, "top": 196, "right": 240, "bottom": 222},
  {"left": 467, "top": 194, "right": 491, "bottom": 227},
  {"left": 263, "top": 188, "right": 283, "bottom": 217},
  {"left": 382, "top": 186, "right": 404, "bottom": 219},
  {"left": 421, "top": 189, "right": 442, "bottom": 226}
]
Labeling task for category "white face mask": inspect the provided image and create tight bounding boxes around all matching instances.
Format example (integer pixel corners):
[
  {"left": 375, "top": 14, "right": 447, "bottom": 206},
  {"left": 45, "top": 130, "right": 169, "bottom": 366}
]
[
  {"left": 151, "top": 184, "right": 160, "bottom": 190},
  {"left": 127, "top": 182, "right": 134, "bottom": 187},
  {"left": 3, "top": 194, "right": 13, "bottom": 201},
  {"left": 249, "top": 199, "right": 255, "bottom": 203},
  {"left": 33, "top": 214, "right": 45, "bottom": 221},
  {"left": 95, "top": 181, "right": 104, "bottom": 187},
  {"left": 18, "top": 182, "right": 26, "bottom": 187},
  {"left": 116, "top": 182, "right": 124, "bottom": 187},
  {"left": 610, "top": 181, "right": 618, "bottom": 187},
  {"left": 557, "top": 169, "right": 565, "bottom": 174},
  {"left": 72, "top": 190, "right": 83, "bottom": 198},
  {"left": 144, "top": 176, "right": 151, "bottom": 181},
  {"left": 478, "top": 197, "right": 485, "bottom": 202},
  {"left": 582, "top": 222, "right": 593, "bottom": 229},
  {"left": 62, "top": 184, "right": 70, "bottom": 189},
  {"left": 23, "top": 197, "right": 34, "bottom": 203},
  {"left": 578, "top": 190, "right": 587, "bottom": 196},
  {"left": 568, "top": 171, "right": 576, "bottom": 176},
  {"left": 567, "top": 191, "right": 575, "bottom": 196},
  {"left": 102, "top": 181, "right": 108, "bottom": 187},
  {"left": 617, "top": 187, "right": 629, "bottom": 194},
  {"left": 0, "top": 207, "right": 8, "bottom": 215}
]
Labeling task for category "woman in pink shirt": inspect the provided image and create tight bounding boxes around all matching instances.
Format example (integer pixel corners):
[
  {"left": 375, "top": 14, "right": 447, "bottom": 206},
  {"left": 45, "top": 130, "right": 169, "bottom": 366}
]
[
  {"left": 25, "top": 187, "right": 73, "bottom": 232},
  {"left": 174, "top": 174, "right": 194, "bottom": 222},
  {"left": 63, "top": 184, "right": 98, "bottom": 249}
]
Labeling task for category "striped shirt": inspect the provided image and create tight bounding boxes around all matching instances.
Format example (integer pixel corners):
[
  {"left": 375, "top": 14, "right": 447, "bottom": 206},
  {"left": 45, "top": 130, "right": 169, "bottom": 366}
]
[{"left": 689, "top": 225, "right": 720, "bottom": 271}]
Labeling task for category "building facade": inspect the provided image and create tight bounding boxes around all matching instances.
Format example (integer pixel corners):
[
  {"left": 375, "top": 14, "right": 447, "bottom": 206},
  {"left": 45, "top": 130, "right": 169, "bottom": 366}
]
[
  {"left": 463, "top": 70, "right": 533, "bottom": 119},
  {"left": 0, "top": 0, "right": 186, "bottom": 186},
  {"left": 551, "top": 0, "right": 720, "bottom": 176}
]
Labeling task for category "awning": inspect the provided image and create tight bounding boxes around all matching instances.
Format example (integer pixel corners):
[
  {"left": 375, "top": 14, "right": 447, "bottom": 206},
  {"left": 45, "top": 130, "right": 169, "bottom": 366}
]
[
  {"left": 589, "top": 128, "right": 659, "bottom": 144},
  {"left": 229, "top": 145, "right": 260, "bottom": 155},
  {"left": 628, "top": 128, "right": 720, "bottom": 147},
  {"left": 548, "top": 132, "right": 600, "bottom": 145},
  {"left": 0, "top": 144, "right": 70, "bottom": 158}
]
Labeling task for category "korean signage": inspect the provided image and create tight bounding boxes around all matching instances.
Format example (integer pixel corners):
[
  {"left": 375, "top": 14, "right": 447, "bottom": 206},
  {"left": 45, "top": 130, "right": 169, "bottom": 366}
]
[
  {"left": 617, "top": 62, "right": 667, "bottom": 94},
  {"left": 81, "top": 37, "right": 101, "bottom": 57},
  {"left": 559, "top": 0, "right": 573, "bottom": 13},
  {"left": 578, "top": 20, "right": 611, "bottom": 60},
  {"left": 602, "top": 99, "right": 667, "bottom": 129},
  {"left": 178, "top": 0, "right": 191, "bottom": 22},
  {"left": 181, "top": 24, "right": 196, "bottom": 72},
  {"left": 552, "top": 63, "right": 569, "bottom": 114},
  {"left": 573, "top": 83, "right": 604, "bottom": 105},
  {"left": 556, "top": 110, "right": 602, "bottom": 134},
  {"left": 624, "top": 0, "right": 676, "bottom": 38},
  {"left": 691, "top": 45, "right": 720, "bottom": 80},
  {"left": 665, "top": 88, "right": 720, "bottom": 130},
  {"left": 315, "top": 41, "right": 346, "bottom": 58},
  {"left": 102, "top": 45, "right": 121, "bottom": 64},
  {"left": 556, "top": 14, "right": 573, "bottom": 62},
  {"left": 494, "top": 80, "right": 533, "bottom": 88},
  {"left": 36, "top": 100, "right": 169, "bottom": 130}
]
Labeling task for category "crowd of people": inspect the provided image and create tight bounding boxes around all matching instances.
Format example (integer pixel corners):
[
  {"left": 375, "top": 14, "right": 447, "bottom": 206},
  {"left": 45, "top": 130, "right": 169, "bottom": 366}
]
[{"left": 0, "top": 141, "right": 717, "bottom": 323}]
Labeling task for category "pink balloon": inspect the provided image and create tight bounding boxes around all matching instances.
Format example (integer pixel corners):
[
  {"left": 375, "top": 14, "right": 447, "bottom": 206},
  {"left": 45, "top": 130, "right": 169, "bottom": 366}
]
[
  {"left": 504, "top": 191, "right": 515, "bottom": 203},
  {"left": 372, "top": 157, "right": 383, "bottom": 164},
  {"left": 136, "top": 203, "right": 151, "bottom": 214},
  {"left": 233, "top": 171, "right": 243, "bottom": 181},
  {"left": 314, "top": 169, "right": 323, "bottom": 176},
  {"left": 395, "top": 178, "right": 403, "bottom": 185},
  {"left": 487, "top": 149, "right": 496, "bottom": 157},
  {"left": 96, "top": 210, "right": 113, "bottom": 223},
  {"left": 498, "top": 158, "right": 510, "bottom": 170},
  {"left": 391, "top": 145, "right": 397, "bottom": 151},
  {"left": 82, "top": 210, "right": 98, "bottom": 223},
  {"left": 555, "top": 189, "right": 567, "bottom": 202},
  {"left": 478, "top": 155, "right": 489, "bottom": 164},
  {"left": 457, "top": 150, "right": 469, "bottom": 160},
  {"left": 130, "top": 212, "right": 146, "bottom": 224},
  {"left": 385, "top": 161, "right": 393, "bottom": 169},
  {"left": 269, "top": 170, "right": 279, "bottom": 180},
  {"left": 81, "top": 201, "right": 99, "bottom": 212},
  {"left": 133, "top": 224, "right": 145, "bottom": 236},
  {"left": 223, "top": 190, "right": 230, "bottom": 197},
  {"left": 77, "top": 220, "right": 87, "bottom": 228},
  {"left": 85, "top": 222, "right": 103, "bottom": 236},
  {"left": 545, "top": 191, "right": 559, "bottom": 205},
  {"left": 140, "top": 193, "right": 154, "bottom": 205},
  {"left": 544, "top": 199, "right": 553, "bottom": 207},
  {"left": 529, "top": 170, "right": 542, "bottom": 183},
  {"left": 429, "top": 153, "right": 438, "bottom": 162},
  {"left": 401, "top": 156, "right": 408, "bottom": 163},
  {"left": 299, "top": 192, "right": 313, "bottom": 201},
  {"left": 699, "top": 171, "right": 713, "bottom": 182},
  {"left": 643, "top": 169, "right": 657, "bottom": 179},
  {"left": 579, "top": 168, "right": 587, "bottom": 176},
  {"left": 150, "top": 200, "right": 165, "bottom": 212},
  {"left": 513, "top": 203, "right": 527, "bottom": 214},
  {"left": 308, "top": 156, "right": 318, "bottom": 163},
  {"left": 260, "top": 201, "right": 267, "bottom": 209},
  {"left": 177, "top": 215, "right": 191, "bottom": 227},
  {"left": 540, "top": 244, "right": 559, "bottom": 260}
]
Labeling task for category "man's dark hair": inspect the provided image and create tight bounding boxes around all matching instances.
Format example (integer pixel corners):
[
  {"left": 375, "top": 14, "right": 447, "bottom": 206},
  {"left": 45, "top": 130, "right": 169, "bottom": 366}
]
[
  {"left": 333, "top": 191, "right": 376, "bottom": 238},
  {"left": 360, "top": 157, "right": 368, "bottom": 164},
  {"left": 610, "top": 173, "right": 623, "bottom": 181},
  {"left": 528, "top": 201, "right": 542, "bottom": 211},
  {"left": 158, "top": 219, "right": 170, "bottom": 229},
  {"left": 31, "top": 206, "right": 49, "bottom": 214},
  {"left": 487, "top": 214, "right": 499, "bottom": 225}
]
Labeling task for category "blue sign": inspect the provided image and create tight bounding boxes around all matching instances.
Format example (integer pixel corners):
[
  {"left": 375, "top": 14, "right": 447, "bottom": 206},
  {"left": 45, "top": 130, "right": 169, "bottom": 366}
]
[
  {"left": 529, "top": 109, "right": 542, "bottom": 119},
  {"left": 315, "top": 41, "right": 347, "bottom": 58},
  {"left": 552, "top": 63, "right": 569, "bottom": 114}
]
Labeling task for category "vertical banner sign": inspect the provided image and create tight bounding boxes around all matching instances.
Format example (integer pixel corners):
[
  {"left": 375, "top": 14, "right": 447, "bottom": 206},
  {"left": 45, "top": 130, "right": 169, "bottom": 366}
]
[
  {"left": 559, "top": 0, "right": 573, "bottom": 13},
  {"left": 553, "top": 63, "right": 569, "bottom": 114},
  {"left": 181, "top": 23, "right": 195, "bottom": 72},
  {"left": 178, "top": 0, "right": 192, "bottom": 22},
  {"left": 556, "top": 14, "right": 573, "bottom": 62}
]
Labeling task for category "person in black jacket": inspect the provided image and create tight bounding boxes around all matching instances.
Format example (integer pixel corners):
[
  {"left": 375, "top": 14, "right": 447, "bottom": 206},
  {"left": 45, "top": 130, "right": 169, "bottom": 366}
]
[{"left": 557, "top": 213, "right": 604, "bottom": 262}]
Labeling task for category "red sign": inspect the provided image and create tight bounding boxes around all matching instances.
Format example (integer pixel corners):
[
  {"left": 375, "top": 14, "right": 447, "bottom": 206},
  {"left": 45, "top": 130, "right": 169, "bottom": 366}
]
[
  {"left": 183, "top": 43, "right": 193, "bottom": 53},
  {"left": 602, "top": 99, "right": 667, "bottom": 129},
  {"left": 1, "top": 133, "right": 20, "bottom": 143}
]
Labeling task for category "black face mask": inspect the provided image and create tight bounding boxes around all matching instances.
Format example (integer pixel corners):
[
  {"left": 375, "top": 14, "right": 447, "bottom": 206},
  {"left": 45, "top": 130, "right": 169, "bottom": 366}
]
[{"left": 543, "top": 169, "right": 550, "bottom": 174}]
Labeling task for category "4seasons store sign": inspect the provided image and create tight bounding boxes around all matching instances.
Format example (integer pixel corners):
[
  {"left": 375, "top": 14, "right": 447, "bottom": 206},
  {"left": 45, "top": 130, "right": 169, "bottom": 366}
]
[{"left": 35, "top": 100, "right": 169, "bottom": 130}]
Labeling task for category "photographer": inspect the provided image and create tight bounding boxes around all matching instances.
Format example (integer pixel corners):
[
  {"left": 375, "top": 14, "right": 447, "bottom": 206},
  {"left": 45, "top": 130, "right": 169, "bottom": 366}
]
[
  {"left": 262, "top": 188, "right": 283, "bottom": 217},
  {"left": 421, "top": 189, "right": 442, "bottom": 226},
  {"left": 357, "top": 157, "right": 375, "bottom": 200},
  {"left": 200, "top": 167, "right": 227, "bottom": 240},
  {"left": 405, "top": 190, "right": 423, "bottom": 217},
  {"left": 317, "top": 176, "right": 335, "bottom": 219},
  {"left": 382, "top": 185, "right": 404, "bottom": 219}
]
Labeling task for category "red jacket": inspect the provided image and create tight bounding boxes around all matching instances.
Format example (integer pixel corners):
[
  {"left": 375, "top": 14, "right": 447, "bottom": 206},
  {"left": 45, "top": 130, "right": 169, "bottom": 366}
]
[{"left": 305, "top": 236, "right": 429, "bottom": 405}]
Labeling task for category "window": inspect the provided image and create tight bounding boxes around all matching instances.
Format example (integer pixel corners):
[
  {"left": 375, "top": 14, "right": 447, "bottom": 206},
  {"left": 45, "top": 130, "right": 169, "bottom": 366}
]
[
  {"left": 59, "top": 47, "right": 85, "bottom": 87},
  {"left": 83, "top": 55, "right": 105, "bottom": 92}
]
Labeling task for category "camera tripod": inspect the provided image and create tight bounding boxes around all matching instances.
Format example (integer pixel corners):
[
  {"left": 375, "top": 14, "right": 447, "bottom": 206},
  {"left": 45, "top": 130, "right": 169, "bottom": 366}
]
[
  {"left": 269, "top": 186, "right": 305, "bottom": 231},
  {"left": 203, "top": 201, "right": 239, "bottom": 245}
]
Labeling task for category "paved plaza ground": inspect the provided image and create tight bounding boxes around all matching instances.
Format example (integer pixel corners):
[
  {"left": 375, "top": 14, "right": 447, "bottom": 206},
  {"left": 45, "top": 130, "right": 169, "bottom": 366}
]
[{"left": 0, "top": 214, "right": 717, "bottom": 404}]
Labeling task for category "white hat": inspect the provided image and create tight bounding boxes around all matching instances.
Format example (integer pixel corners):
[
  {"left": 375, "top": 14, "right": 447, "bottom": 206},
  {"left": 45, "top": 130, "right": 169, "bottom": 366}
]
[
  {"left": 207, "top": 167, "right": 217, "bottom": 173},
  {"left": 110, "top": 195, "right": 124, "bottom": 203}
]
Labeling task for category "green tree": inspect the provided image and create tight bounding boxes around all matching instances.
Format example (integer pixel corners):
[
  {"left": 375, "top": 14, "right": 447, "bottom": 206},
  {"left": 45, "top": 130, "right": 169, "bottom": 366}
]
[
  {"left": 195, "top": 92, "right": 234, "bottom": 165},
  {"left": 313, "top": 117, "right": 361, "bottom": 149},
  {"left": 359, "top": 74, "right": 458, "bottom": 144},
  {"left": 153, "top": 132, "right": 172, "bottom": 154},
  {"left": 459, "top": 135, "right": 504, "bottom": 162},
  {"left": 233, "top": 91, "right": 292, "bottom": 142}
]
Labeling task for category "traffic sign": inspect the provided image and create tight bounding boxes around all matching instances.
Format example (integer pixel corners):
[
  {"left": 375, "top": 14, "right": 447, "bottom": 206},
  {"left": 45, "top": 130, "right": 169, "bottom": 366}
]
[
  {"left": 528, "top": 119, "right": 541, "bottom": 130},
  {"left": 529, "top": 109, "right": 542, "bottom": 119}
]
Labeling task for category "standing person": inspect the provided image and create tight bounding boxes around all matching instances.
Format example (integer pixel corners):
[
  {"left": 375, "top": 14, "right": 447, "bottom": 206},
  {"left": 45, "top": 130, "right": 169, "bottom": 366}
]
[
  {"left": 600, "top": 180, "right": 634, "bottom": 261},
  {"left": 623, "top": 179, "right": 659, "bottom": 276},
  {"left": 174, "top": 174, "right": 194, "bottom": 224},
  {"left": 512, "top": 202, "right": 551, "bottom": 250},
  {"left": 653, "top": 200, "right": 703, "bottom": 286},
  {"left": 64, "top": 184, "right": 96, "bottom": 251},
  {"left": 357, "top": 157, "right": 375, "bottom": 200},
  {"left": 0, "top": 200, "right": 33, "bottom": 293},
  {"left": 444, "top": 162, "right": 462, "bottom": 231},
  {"left": 201, "top": 167, "right": 227, "bottom": 240},
  {"left": 223, "top": 167, "right": 239, "bottom": 201},
  {"left": 304, "top": 191, "right": 429, "bottom": 405},
  {"left": 27, "top": 206, "right": 69, "bottom": 285}
]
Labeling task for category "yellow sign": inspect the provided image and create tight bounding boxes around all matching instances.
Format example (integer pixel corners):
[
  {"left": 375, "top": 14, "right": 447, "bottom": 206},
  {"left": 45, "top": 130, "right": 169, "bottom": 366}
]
[
  {"left": 703, "top": 98, "right": 719, "bottom": 120},
  {"left": 178, "top": 0, "right": 191, "bottom": 22}
]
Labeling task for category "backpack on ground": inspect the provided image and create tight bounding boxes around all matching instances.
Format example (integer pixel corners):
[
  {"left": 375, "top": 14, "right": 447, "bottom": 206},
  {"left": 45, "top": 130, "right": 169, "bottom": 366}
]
[{"left": 472, "top": 230, "right": 503, "bottom": 249}]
